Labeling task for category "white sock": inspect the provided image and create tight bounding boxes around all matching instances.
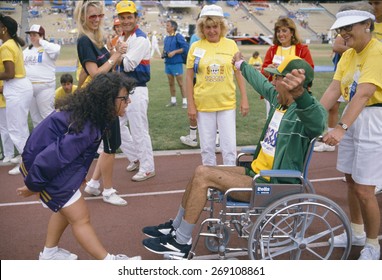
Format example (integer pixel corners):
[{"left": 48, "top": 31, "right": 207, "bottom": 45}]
[
  {"left": 351, "top": 223, "right": 365, "bottom": 236},
  {"left": 182, "top": 98, "right": 187, "bottom": 104},
  {"left": 42, "top": 246, "right": 58, "bottom": 257},
  {"left": 104, "top": 253, "right": 113, "bottom": 260},
  {"left": 87, "top": 179, "right": 100, "bottom": 189},
  {"left": 189, "top": 126, "right": 197, "bottom": 139},
  {"left": 171, "top": 97, "right": 176, "bottom": 103}
]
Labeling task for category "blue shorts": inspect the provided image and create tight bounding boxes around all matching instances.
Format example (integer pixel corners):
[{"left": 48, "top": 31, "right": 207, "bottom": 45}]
[{"left": 165, "top": 63, "right": 183, "bottom": 76}]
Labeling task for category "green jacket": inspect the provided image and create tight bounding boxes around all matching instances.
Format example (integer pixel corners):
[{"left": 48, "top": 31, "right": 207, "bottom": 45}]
[{"left": 240, "top": 61, "right": 327, "bottom": 182}]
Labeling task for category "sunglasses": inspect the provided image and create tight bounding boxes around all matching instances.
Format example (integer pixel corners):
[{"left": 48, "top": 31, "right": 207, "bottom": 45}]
[
  {"left": 88, "top": 13, "right": 104, "bottom": 20},
  {"left": 116, "top": 95, "right": 129, "bottom": 103},
  {"left": 335, "top": 24, "right": 354, "bottom": 34}
]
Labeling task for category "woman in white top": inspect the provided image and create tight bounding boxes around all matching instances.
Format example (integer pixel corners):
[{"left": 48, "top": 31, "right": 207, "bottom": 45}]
[{"left": 23, "top": 24, "right": 61, "bottom": 127}]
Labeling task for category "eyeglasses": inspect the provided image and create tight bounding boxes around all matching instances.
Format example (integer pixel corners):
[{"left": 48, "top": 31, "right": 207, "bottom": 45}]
[
  {"left": 335, "top": 24, "right": 354, "bottom": 34},
  {"left": 116, "top": 95, "right": 129, "bottom": 103},
  {"left": 88, "top": 13, "right": 104, "bottom": 20}
]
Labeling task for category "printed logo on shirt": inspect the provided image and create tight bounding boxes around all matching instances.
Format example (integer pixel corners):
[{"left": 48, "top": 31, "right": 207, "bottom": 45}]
[{"left": 205, "top": 63, "right": 224, "bottom": 82}]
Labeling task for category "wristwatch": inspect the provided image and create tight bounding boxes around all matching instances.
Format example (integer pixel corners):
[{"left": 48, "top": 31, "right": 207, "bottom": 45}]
[
  {"left": 108, "top": 59, "right": 114, "bottom": 65},
  {"left": 338, "top": 122, "right": 348, "bottom": 131}
]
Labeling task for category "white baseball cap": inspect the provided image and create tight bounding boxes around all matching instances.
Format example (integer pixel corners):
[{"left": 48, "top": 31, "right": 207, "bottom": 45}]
[
  {"left": 200, "top": 4, "right": 224, "bottom": 18},
  {"left": 330, "top": 10, "right": 375, "bottom": 30}
]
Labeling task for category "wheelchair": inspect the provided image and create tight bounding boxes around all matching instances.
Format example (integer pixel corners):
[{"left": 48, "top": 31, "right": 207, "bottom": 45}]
[{"left": 186, "top": 137, "right": 352, "bottom": 260}]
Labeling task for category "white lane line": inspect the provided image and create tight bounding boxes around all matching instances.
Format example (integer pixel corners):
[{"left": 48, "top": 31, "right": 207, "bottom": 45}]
[{"left": 0, "top": 177, "right": 345, "bottom": 208}]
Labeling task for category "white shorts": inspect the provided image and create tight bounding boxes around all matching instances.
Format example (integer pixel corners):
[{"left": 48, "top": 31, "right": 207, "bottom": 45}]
[
  {"left": 337, "top": 106, "right": 382, "bottom": 185},
  {"left": 41, "top": 189, "right": 82, "bottom": 209}
]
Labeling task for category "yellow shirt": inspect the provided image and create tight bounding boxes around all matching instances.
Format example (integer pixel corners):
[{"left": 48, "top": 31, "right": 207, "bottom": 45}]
[
  {"left": 0, "top": 39, "right": 26, "bottom": 78},
  {"left": 186, "top": 37, "right": 239, "bottom": 112},
  {"left": 334, "top": 38, "right": 382, "bottom": 106},
  {"left": 373, "top": 22, "right": 382, "bottom": 41},
  {"left": 55, "top": 85, "right": 78, "bottom": 101},
  {"left": 248, "top": 56, "right": 263, "bottom": 67}
]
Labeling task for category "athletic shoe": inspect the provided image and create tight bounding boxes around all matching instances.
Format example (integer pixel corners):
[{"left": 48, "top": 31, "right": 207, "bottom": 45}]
[
  {"left": 10, "top": 155, "right": 21, "bottom": 164},
  {"left": 132, "top": 171, "right": 155, "bottom": 182},
  {"left": 126, "top": 160, "right": 139, "bottom": 172},
  {"left": 142, "top": 233, "right": 191, "bottom": 258},
  {"left": 180, "top": 135, "right": 198, "bottom": 147},
  {"left": 102, "top": 192, "right": 127, "bottom": 206},
  {"left": 375, "top": 185, "right": 382, "bottom": 195},
  {"left": 84, "top": 181, "right": 101, "bottom": 196},
  {"left": 182, "top": 103, "right": 187, "bottom": 109},
  {"left": 313, "top": 142, "right": 335, "bottom": 152},
  {"left": 328, "top": 231, "right": 366, "bottom": 247},
  {"left": 166, "top": 102, "right": 177, "bottom": 107},
  {"left": 110, "top": 254, "right": 142, "bottom": 260},
  {"left": 39, "top": 248, "right": 78, "bottom": 260},
  {"left": 142, "top": 220, "right": 174, "bottom": 238},
  {"left": 2, "top": 156, "right": 13, "bottom": 163},
  {"left": 358, "top": 244, "right": 381, "bottom": 260},
  {"left": 8, "top": 165, "right": 21, "bottom": 175}
]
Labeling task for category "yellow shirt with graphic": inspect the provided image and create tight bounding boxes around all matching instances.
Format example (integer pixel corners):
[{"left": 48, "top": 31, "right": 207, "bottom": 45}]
[
  {"left": 252, "top": 107, "right": 286, "bottom": 179},
  {"left": 334, "top": 38, "right": 382, "bottom": 106},
  {"left": 186, "top": 37, "right": 239, "bottom": 112},
  {"left": 0, "top": 39, "right": 26, "bottom": 78}
]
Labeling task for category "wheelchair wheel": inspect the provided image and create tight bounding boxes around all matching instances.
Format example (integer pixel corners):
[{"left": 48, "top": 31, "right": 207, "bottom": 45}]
[
  {"left": 248, "top": 193, "right": 351, "bottom": 260},
  {"left": 204, "top": 224, "right": 230, "bottom": 253}
]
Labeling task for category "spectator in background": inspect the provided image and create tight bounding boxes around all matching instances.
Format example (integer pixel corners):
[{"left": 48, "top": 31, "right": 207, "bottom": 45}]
[
  {"left": 163, "top": 20, "right": 188, "bottom": 108},
  {"left": 23, "top": 24, "right": 61, "bottom": 128},
  {"left": 54, "top": 73, "right": 77, "bottom": 107},
  {"left": 261, "top": 17, "right": 314, "bottom": 118},
  {"left": 151, "top": 30, "right": 161, "bottom": 58},
  {"left": 74, "top": 0, "right": 128, "bottom": 206},
  {"left": 248, "top": 51, "right": 263, "bottom": 70},
  {"left": 0, "top": 14, "right": 33, "bottom": 175}
]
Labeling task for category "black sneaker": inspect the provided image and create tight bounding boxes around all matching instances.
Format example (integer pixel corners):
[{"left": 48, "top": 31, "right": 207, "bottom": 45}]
[
  {"left": 142, "top": 233, "right": 191, "bottom": 258},
  {"left": 142, "top": 220, "right": 174, "bottom": 238}
]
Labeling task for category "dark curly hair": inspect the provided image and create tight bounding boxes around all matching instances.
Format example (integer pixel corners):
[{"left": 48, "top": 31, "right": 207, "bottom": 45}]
[{"left": 55, "top": 72, "right": 135, "bottom": 133}]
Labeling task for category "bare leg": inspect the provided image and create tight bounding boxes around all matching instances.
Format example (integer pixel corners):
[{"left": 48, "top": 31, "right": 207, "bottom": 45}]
[
  {"left": 167, "top": 74, "right": 176, "bottom": 98},
  {"left": 98, "top": 152, "right": 115, "bottom": 189},
  {"left": 60, "top": 196, "right": 108, "bottom": 260},
  {"left": 175, "top": 74, "right": 185, "bottom": 98},
  {"left": 44, "top": 211, "right": 70, "bottom": 248}
]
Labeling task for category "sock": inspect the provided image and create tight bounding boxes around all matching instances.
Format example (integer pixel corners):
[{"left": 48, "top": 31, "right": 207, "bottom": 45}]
[
  {"left": 365, "top": 238, "right": 380, "bottom": 248},
  {"left": 102, "top": 188, "right": 116, "bottom": 196},
  {"left": 104, "top": 253, "right": 113, "bottom": 260},
  {"left": 189, "top": 126, "right": 197, "bottom": 139},
  {"left": 171, "top": 97, "right": 176, "bottom": 103},
  {"left": 42, "top": 246, "right": 58, "bottom": 257},
  {"left": 88, "top": 179, "right": 100, "bottom": 189},
  {"left": 182, "top": 98, "right": 187, "bottom": 104},
  {"left": 172, "top": 205, "right": 185, "bottom": 230},
  {"left": 175, "top": 218, "right": 195, "bottom": 245},
  {"left": 351, "top": 222, "right": 365, "bottom": 236}
]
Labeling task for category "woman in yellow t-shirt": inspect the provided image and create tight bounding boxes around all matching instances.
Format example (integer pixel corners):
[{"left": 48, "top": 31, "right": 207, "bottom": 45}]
[
  {"left": 321, "top": 4, "right": 382, "bottom": 260},
  {"left": 186, "top": 5, "right": 248, "bottom": 166},
  {"left": 248, "top": 51, "right": 263, "bottom": 70},
  {"left": 0, "top": 14, "right": 33, "bottom": 175}
]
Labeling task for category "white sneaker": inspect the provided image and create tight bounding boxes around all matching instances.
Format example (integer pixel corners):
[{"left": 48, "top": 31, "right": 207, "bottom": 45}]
[
  {"left": 8, "top": 165, "right": 21, "bottom": 175},
  {"left": 329, "top": 231, "right": 366, "bottom": 247},
  {"left": 102, "top": 191, "right": 127, "bottom": 206},
  {"left": 359, "top": 244, "right": 381, "bottom": 260},
  {"left": 126, "top": 160, "right": 139, "bottom": 172},
  {"left": 84, "top": 181, "right": 101, "bottom": 196},
  {"left": 132, "top": 171, "right": 156, "bottom": 182},
  {"left": 39, "top": 248, "right": 78, "bottom": 260},
  {"left": 2, "top": 156, "right": 13, "bottom": 163},
  {"left": 182, "top": 103, "right": 187, "bottom": 109},
  {"left": 180, "top": 135, "right": 198, "bottom": 147},
  {"left": 375, "top": 185, "right": 382, "bottom": 195},
  {"left": 110, "top": 254, "right": 142, "bottom": 260},
  {"left": 10, "top": 155, "right": 21, "bottom": 164},
  {"left": 314, "top": 143, "right": 335, "bottom": 152}
]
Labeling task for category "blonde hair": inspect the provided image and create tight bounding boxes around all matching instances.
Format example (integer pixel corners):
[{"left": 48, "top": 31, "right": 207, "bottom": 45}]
[
  {"left": 273, "top": 17, "right": 302, "bottom": 45},
  {"left": 74, "top": 1, "right": 105, "bottom": 49},
  {"left": 196, "top": 16, "right": 229, "bottom": 40}
]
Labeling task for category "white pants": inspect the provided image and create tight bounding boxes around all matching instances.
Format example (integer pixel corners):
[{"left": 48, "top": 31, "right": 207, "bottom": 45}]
[
  {"left": 3, "top": 78, "right": 33, "bottom": 154},
  {"left": 151, "top": 44, "right": 161, "bottom": 58},
  {"left": 29, "top": 81, "right": 56, "bottom": 127},
  {"left": 197, "top": 109, "right": 237, "bottom": 166},
  {"left": 123, "top": 86, "right": 154, "bottom": 173},
  {"left": 119, "top": 113, "right": 138, "bottom": 163},
  {"left": 337, "top": 106, "right": 382, "bottom": 186},
  {"left": 0, "top": 107, "right": 15, "bottom": 158}
]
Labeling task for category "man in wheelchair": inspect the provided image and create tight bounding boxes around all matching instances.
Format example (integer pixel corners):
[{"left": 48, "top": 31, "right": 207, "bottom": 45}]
[{"left": 142, "top": 55, "right": 327, "bottom": 258}]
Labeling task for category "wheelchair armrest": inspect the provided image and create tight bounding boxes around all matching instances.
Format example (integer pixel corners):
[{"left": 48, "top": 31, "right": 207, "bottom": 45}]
[
  {"left": 259, "top": 169, "right": 303, "bottom": 179},
  {"left": 239, "top": 147, "right": 256, "bottom": 155}
]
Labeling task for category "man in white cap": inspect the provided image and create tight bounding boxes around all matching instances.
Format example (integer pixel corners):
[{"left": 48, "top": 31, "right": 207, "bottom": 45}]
[{"left": 115, "top": 0, "right": 156, "bottom": 182}]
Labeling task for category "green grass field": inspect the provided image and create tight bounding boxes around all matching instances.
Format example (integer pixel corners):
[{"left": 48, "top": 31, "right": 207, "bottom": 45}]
[{"left": 1, "top": 43, "right": 338, "bottom": 157}]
